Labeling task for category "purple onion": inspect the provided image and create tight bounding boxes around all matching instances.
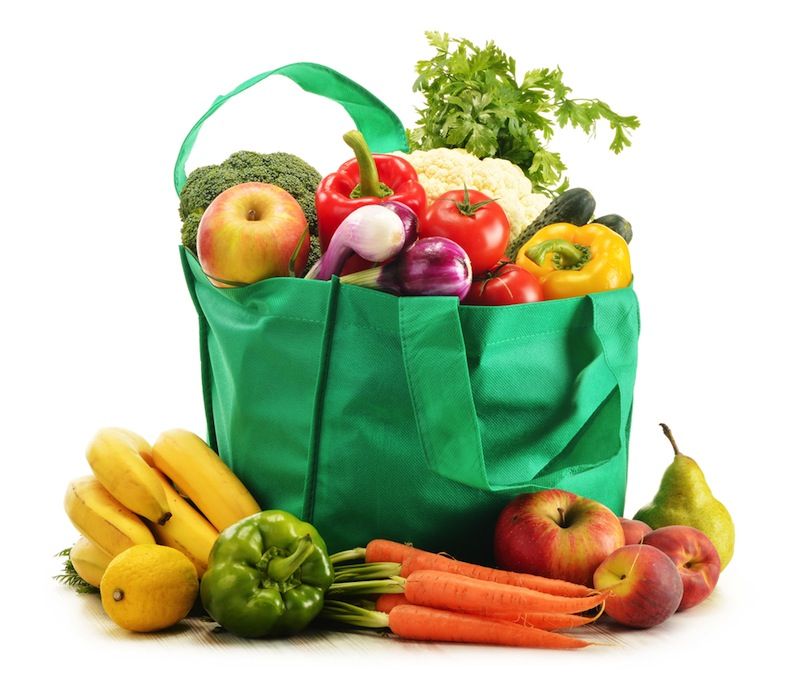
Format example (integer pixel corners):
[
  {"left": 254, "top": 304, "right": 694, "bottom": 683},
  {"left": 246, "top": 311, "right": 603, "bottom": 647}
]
[
  {"left": 306, "top": 202, "right": 418, "bottom": 281},
  {"left": 340, "top": 236, "right": 473, "bottom": 300},
  {"left": 378, "top": 200, "right": 418, "bottom": 251}
]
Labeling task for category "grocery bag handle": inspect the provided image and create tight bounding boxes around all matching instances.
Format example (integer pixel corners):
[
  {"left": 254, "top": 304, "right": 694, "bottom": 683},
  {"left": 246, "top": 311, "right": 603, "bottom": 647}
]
[
  {"left": 399, "top": 295, "right": 627, "bottom": 493},
  {"left": 173, "top": 62, "right": 408, "bottom": 195}
]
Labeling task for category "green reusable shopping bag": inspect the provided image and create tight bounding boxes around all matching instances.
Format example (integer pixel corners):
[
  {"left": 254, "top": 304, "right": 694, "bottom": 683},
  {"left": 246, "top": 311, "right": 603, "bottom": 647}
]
[{"left": 176, "top": 63, "right": 640, "bottom": 564}]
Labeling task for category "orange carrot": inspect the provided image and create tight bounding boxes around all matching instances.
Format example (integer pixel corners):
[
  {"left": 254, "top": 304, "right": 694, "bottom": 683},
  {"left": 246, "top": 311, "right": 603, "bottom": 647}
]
[
  {"left": 364, "top": 539, "right": 419, "bottom": 565},
  {"left": 400, "top": 550, "right": 596, "bottom": 598},
  {"left": 403, "top": 570, "right": 606, "bottom": 616},
  {"left": 488, "top": 609, "right": 602, "bottom": 631},
  {"left": 375, "top": 593, "right": 410, "bottom": 613},
  {"left": 364, "top": 539, "right": 596, "bottom": 598},
  {"left": 376, "top": 593, "right": 598, "bottom": 631},
  {"left": 387, "top": 604, "right": 590, "bottom": 649},
  {"left": 375, "top": 593, "right": 599, "bottom": 631}
]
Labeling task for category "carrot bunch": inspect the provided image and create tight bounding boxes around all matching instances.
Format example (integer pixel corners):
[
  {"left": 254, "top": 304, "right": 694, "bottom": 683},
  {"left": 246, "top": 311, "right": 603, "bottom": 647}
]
[{"left": 318, "top": 539, "right": 605, "bottom": 650}]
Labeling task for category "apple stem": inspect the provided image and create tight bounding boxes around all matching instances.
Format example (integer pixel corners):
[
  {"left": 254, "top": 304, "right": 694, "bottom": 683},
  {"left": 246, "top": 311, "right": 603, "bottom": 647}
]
[
  {"left": 659, "top": 423, "right": 680, "bottom": 455},
  {"left": 247, "top": 209, "right": 258, "bottom": 222},
  {"left": 557, "top": 507, "right": 566, "bottom": 527}
]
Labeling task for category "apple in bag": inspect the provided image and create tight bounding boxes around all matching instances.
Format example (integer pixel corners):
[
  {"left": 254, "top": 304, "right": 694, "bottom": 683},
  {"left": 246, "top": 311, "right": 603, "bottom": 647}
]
[{"left": 197, "top": 182, "right": 309, "bottom": 287}]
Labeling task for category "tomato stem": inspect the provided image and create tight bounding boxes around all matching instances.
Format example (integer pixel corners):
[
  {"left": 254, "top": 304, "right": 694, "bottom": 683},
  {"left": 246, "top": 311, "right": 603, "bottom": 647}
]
[{"left": 450, "top": 182, "right": 498, "bottom": 217}]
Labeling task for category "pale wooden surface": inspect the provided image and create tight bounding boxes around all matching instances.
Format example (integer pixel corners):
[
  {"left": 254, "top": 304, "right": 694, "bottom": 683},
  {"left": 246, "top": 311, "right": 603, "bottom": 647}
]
[{"left": 33, "top": 559, "right": 782, "bottom": 691}]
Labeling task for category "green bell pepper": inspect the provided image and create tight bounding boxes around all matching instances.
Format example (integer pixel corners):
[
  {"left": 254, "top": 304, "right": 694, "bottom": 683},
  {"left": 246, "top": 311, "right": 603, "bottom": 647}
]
[{"left": 200, "top": 510, "right": 334, "bottom": 638}]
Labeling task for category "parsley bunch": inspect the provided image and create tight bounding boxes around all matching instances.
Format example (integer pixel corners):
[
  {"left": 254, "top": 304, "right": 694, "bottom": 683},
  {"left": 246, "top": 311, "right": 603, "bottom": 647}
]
[{"left": 408, "top": 32, "right": 640, "bottom": 195}]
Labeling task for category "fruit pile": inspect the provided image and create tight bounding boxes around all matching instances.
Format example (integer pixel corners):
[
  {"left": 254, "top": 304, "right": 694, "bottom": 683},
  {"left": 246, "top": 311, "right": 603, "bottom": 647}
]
[
  {"left": 58, "top": 422, "right": 734, "bottom": 645},
  {"left": 61, "top": 428, "right": 261, "bottom": 632},
  {"left": 490, "top": 423, "right": 733, "bottom": 630}
]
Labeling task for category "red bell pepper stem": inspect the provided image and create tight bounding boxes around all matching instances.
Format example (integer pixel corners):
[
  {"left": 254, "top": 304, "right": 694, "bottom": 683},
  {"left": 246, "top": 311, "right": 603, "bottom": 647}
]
[{"left": 342, "top": 130, "right": 393, "bottom": 199}]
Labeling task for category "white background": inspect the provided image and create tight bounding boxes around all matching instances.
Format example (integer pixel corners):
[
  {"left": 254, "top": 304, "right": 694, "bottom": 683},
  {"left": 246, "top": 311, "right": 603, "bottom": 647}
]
[{"left": 3, "top": 0, "right": 798, "bottom": 687}]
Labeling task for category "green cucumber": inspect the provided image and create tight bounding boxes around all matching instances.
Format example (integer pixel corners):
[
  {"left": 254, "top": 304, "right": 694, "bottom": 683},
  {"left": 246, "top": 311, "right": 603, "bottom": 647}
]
[
  {"left": 507, "top": 188, "right": 596, "bottom": 259},
  {"left": 593, "top": 214, "right": 632, "bottom": 244}
]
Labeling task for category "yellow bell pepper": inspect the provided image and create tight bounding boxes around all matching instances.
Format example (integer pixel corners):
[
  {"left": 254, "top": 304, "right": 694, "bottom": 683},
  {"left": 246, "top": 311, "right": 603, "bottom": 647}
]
[{"left": 515, "top": 222, "right": 632, "bottom": 300}]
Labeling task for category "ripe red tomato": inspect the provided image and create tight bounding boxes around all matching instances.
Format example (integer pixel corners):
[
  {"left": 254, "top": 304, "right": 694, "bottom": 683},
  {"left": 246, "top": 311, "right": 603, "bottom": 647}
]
[
  {"left": 421, "top": 188, "right": 510, "bottom": 274},
  {"left": 463, "top": 262, "right": 544, "bottom": 306}
]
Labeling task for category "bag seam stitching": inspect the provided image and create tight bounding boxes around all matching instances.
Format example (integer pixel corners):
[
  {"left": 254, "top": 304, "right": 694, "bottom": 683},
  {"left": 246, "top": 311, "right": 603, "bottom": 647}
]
[{"left": 302, "top": 279, "right": 340, "bottom": 523}]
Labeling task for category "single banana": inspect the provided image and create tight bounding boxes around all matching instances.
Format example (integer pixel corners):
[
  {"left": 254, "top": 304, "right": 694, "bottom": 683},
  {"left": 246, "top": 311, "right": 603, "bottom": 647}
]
[
  {"left": 148, "top": 468, "right": 219, "bottom": 577},
  {"left": 116, "top": 427, "right": 154, "bottom": 464},
  {"left": 64, "top": 476, "right": 155, "bottom": 556},
  {"left": 86, "top": 428, "right": 171, "bottom": 525},
  {"left": 70, "top": 536, "right": 113, "bottom": 588},
  {"left": 150, "top": 429, "right": 261, "bottom": 532}
]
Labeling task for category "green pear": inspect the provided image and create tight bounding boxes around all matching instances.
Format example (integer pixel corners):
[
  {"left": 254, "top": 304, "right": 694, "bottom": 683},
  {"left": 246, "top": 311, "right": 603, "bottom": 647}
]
[{"left": 633, "top": 423, "right": 735, "bottom": 570}]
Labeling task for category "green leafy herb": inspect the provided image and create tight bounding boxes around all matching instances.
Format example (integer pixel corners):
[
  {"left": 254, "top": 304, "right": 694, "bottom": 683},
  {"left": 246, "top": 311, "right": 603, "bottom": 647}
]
[
  {"left": 53, "top": 547, "right": 99, "bottom": 594},
  {"left": 409, "top": 32, "right": 640, "bottom": 195}
]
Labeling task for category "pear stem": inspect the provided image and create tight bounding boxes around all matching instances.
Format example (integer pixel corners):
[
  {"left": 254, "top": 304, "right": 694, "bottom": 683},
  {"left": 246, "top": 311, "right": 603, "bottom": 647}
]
[{"left": 660, "top": 423, "right": 680, "bottom": 455}]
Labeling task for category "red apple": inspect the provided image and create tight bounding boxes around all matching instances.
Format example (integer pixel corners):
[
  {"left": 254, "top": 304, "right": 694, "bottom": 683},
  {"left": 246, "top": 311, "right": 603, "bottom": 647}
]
[
  {"left": 197, "top": 182, "right": 309, "bottom": 287},
  {"left": 642, "top": 526, "right": 721, "bottom": 611},
  {"left": 493, "top": 489, "right": 625, "bottom": 586},
  {"left": 593, "top": 544, "right": 683, "bottom": 628},
  {"left": 619, "top": 517, "right": 652, "bottom": 545}
]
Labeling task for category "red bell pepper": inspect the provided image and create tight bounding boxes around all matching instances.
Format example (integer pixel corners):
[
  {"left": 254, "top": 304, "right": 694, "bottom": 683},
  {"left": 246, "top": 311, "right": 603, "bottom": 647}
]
[{"left": 315, "top": 130, "right": 427, "bottom": 252}]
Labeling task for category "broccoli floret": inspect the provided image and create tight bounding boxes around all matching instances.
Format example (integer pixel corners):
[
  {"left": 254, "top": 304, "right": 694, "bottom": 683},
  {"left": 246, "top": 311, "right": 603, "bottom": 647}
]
[
  {"left": 180, "top": 209, "right": 205, "bottom": 254},
  {"left": 178, "top": 151, "right": 322, "bottom": 254},
  {"left": 304, "top": 233, "right": 321, "bottom": 277}
]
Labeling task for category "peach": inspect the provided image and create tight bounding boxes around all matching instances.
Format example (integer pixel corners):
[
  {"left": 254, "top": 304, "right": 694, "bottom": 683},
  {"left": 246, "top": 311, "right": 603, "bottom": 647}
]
[
  {"left": 619, "top": 517, "right": 653, "bottom": 545},
  {"left": 593, "top": 544, "right": 683, "bottom": 628},
  {"left": 642, "top": 526, "right": 721, "bottom": 611}
]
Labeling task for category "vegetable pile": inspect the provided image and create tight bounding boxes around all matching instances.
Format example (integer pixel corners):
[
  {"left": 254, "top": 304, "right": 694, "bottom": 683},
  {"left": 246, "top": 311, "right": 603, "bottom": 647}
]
[
  {"left": 178, "top": 32, "right": 638, "bottom": 304},
  {"left": 181, "top": 126, "right": 635, "bottom": 304}
]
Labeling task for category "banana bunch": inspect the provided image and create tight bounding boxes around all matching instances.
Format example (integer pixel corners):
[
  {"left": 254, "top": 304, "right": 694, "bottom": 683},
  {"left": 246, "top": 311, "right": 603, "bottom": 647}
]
[{"left": 64, "top": 428, "right": 261, "bottom": 585}]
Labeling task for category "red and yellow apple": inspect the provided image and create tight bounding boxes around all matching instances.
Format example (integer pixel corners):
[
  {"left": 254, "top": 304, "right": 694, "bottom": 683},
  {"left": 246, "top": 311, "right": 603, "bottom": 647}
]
[
  {"left": 593, "top": 544, "right": 683, "bottom": 628},
  {"left": 197, "top": 182, "right": 309, "bottom": 287},
  {"left": 493, "top": 489, "right": 625, "bottom": 586},
  {"left": 619, "top": 517, "right": 653, "bottom": 545},
  {"left": 642, "top": 525, "right": 721, "bottom": 611}
]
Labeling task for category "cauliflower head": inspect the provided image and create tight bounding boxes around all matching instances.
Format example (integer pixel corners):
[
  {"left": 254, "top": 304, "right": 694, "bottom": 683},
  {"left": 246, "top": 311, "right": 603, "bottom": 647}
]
[{"left": 395, "top": 148, "right": 550, "bottom": 246}]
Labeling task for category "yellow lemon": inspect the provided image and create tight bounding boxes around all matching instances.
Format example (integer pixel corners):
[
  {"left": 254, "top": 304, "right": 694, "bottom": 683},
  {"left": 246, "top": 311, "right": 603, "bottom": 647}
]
[{"left": 100, "top": 544, "right": 198, "bottom": 632}]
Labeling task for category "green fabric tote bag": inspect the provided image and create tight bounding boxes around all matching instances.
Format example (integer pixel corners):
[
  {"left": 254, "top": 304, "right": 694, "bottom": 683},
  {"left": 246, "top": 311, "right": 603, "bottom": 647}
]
[{"left": 176, "top": 63, "right": 640, "bottom": 564}]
